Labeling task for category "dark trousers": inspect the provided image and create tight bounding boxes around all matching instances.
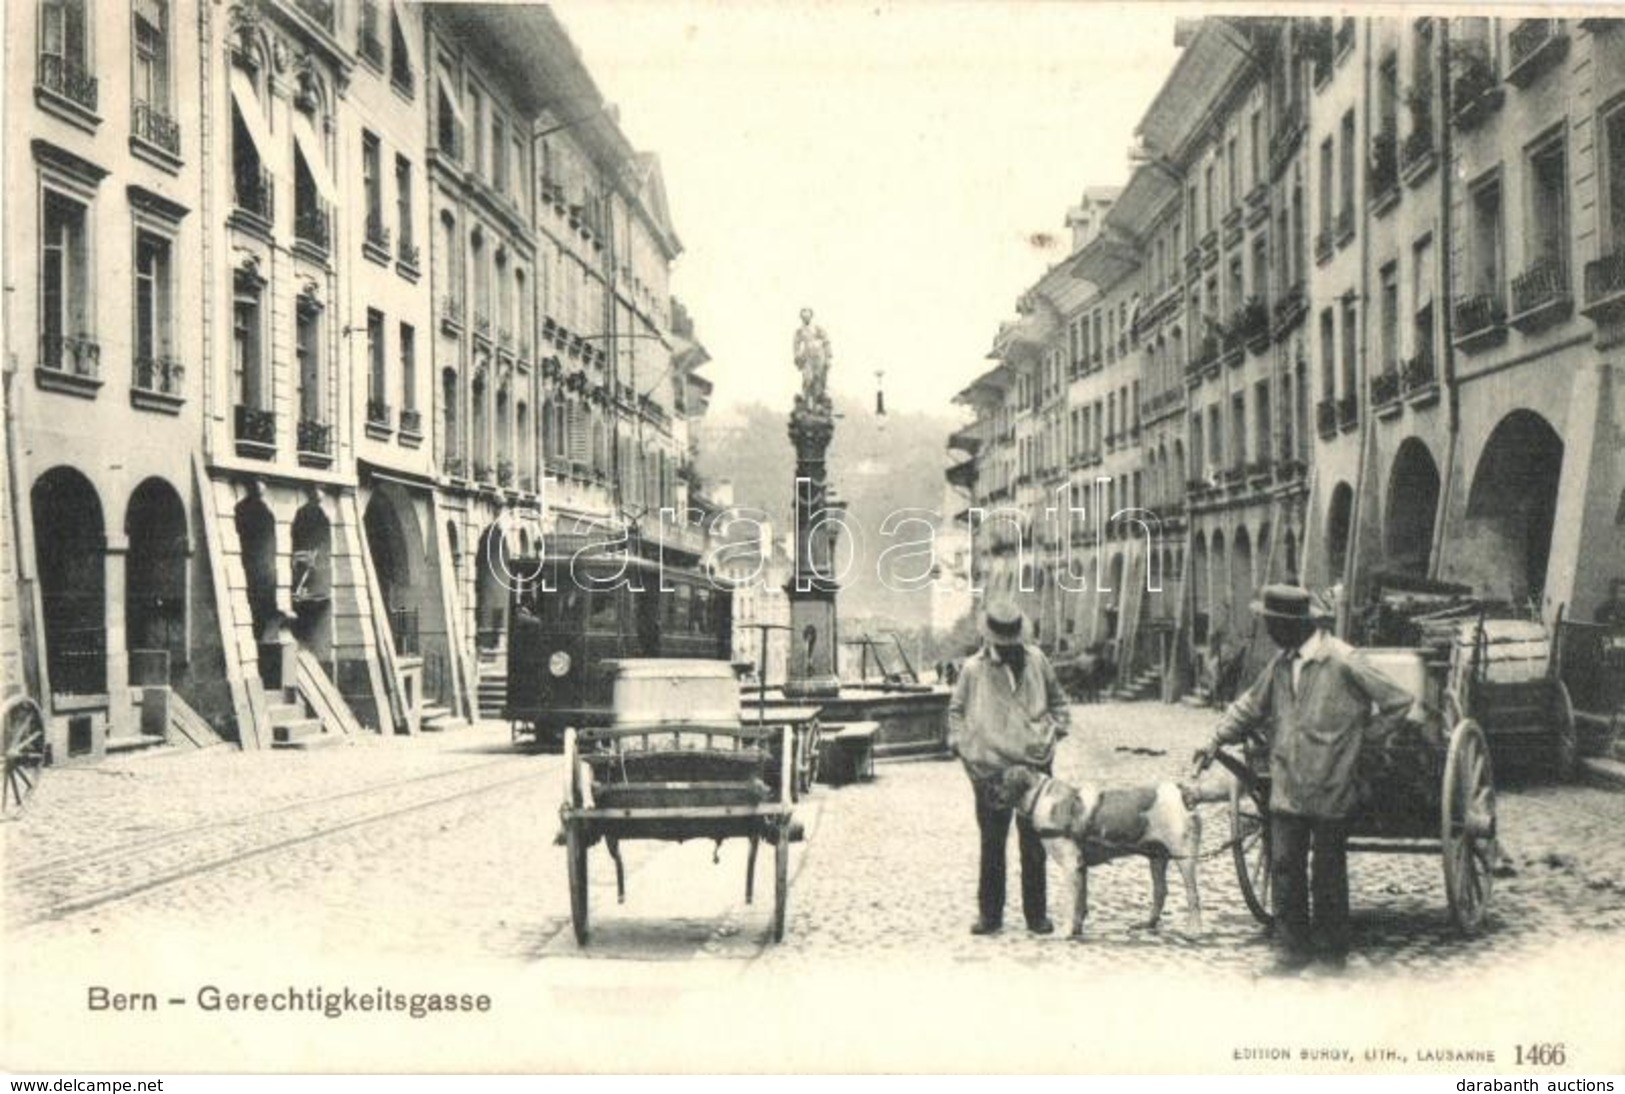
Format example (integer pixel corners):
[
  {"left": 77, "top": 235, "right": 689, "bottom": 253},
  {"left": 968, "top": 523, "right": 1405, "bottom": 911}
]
[
  {"left": 1270, "top": 812, "right": 1351, "bottom": 962},
  {"left": 971, "top": 773, "right": 1048, "bottom": 927}
]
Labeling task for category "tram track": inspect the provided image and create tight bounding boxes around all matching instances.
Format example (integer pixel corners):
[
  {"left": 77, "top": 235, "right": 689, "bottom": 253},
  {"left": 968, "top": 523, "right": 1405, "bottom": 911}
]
[
  {"left": 8, "top": 753, "right": 532, "bottom": 884},
  {"left": 8, "top": 754, "right": 557, "bottom": 928}
]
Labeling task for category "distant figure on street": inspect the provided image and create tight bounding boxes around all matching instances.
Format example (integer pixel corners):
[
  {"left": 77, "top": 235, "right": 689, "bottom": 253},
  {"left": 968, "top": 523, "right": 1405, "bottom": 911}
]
[
  {"left": 948, "top": 602, "right": 1071, "bottom": 937},
  {"left": 1193, "top": 585, "right": 1414, "bottom": 976}
]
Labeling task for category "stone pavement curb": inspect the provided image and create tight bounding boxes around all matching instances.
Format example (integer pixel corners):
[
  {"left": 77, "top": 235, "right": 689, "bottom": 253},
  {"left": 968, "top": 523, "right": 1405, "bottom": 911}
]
[{"left": 1579, "top": 755, "right": 1625, "bottom": 792}]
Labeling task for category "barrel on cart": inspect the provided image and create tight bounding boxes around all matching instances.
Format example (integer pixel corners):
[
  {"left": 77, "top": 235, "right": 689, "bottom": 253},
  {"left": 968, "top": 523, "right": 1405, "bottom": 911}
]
[{"left": 1446, "top": 616, "right": 1578, "bottom": 780}]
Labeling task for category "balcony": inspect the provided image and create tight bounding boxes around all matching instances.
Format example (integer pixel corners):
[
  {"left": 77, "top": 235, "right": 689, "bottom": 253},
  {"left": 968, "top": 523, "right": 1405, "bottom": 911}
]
[
  {"left": 234, "top": 404, "right": 276, "bottom": 459},
  {"left": 1509, "top": 255, "right": 1573, "bottom": 331},
  {"left": 294, "top": 201, "right": 332, "bottom": 260},
  {"left": 1334, "top": 207, "right": 1355, "bottom": 248},
  {"left": 1337, "top": 394, "right": 1359, "bottom": 432},
  {"left": 231, "top": 166, "right": 274, "bottom": 235},
  {"left": 1400, "top": 124, "right": 1436, "bottom": 187},
  {"left": 1268, "top": 103, "right": 1306, "bottom": 178},
  {"left": 366, "top": 399, "right": 392, "bottom": 439},
  {"left": 1231, "top": 297, "right": 1271, "bottom": 355},
  {"left": 1582, "top": 249, "right": 1625, "bottom": 322},
  {"left": 1505, "top": 20, "right": 1568, "bottom": 88},
  {"left": 36, "top": 52, "right": 99, "bottom": 123},
  {"left": 1368, "top": 129, "right": 1398, "bottom": 214},
  {"left": 496, "top": 460, "right": 515, "bottom": 488},
  {"left": 1246, "top": 459, "right": 1274, "bottom": 486},
  {"left": 1451, "top": 44, "right": 1504, "bottom": 132},
  {"left": 1453, "top": 293, "right": 1508, "bottom": 352},
  {"left": 1187, "top": 333, "right": 1220, "bottom": 378},
  {"left": 1402, "top": 352, "right": 1439, "bottom": 406},
  {"left": 1316, "top": 398, "right": 1338, "bottom": 439},
  {"left": 472, "top": 461, "right": 493, "bottom": 484},
  {"left": 1314, "top": 228, "right": 1334, "bottom": 266},
  {"left": 1275, "top": 458, "right": 1308, "bottom": 485},
  {"left": 1273, "top": 282, "right": 1308, "bottom": 336},
  {"left": 131, "top": 355, "right": 184, "bottom": 413},
  {"left": 297, "top": 419, "right": 332, "bottom": 466},
  {"left": 363, "top": 215, "right": 392, "bottom": 264},
  {"left": 37, "top": 335, "right": 102, "bottom": 398},
  {"left": 1371, "top": 368, "right": 1403, "bottom": 418},
  {"left": 473, "top": 313, "right": 493, "bottom": 343},
  {"left": 440, "top": 296, "right": 463, "bottom": 335},
  {"left": 132, "top": 101, "right": 181, "bottom": 161},
  {"left": 295, "top": 0, "right": 336, "bottom": 33}
]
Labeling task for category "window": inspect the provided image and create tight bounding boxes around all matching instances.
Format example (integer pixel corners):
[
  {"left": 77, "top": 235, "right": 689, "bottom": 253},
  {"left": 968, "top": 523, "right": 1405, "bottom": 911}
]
[
  {"left": 1249, "top": 111, "right": 1262, "bottom": 189},
  {"left": 133, "top": 231, "right": 172, "bottom": 377},
  {"left": 1252, "top": 235, "right": 1269, "bottom": 297},
  {"left": 390, "top": 6, "right": 413, "bottom": 93},
  {"left": 1231, "top": 392, "right": 1247, "bottom": 468},
  {"left": 1526, "top": 131, "right": 1568, "bottom": 271},
  {"left": 39, "top": 0, "right": 93, "bottom": 111},
  {"left": 1340, "top": 296, "right": 1358, "bottom": 401},
  {"left": 133, "top": 0, "right": 170, "bottom": 119},
  {"left": 233, "top": 291, "right": 263, "bottom": 410},
  {"left": 491, "top": 113, "right": 505, "bottom": 186},
  {"left": 1413, "top": 236, "right": 1435, "bottom": 365},
  {"left": 1189, "top": 413, "right": 1203, "bottom": 478},
  {"left": 1290, "top": 180, "right": 1305, "bottom": 281},
  {"left": 1469, "top": 173, "right": 1504, "bottom": 297},
  {"left": 1227, "top": 136, "right": 1238, "bottom": 209},
  {"left": 363, "top": 131, "right": 383, "bottom": 237},
  {"left": 399, "top": 322, "right": 416, "bottom": 412},
  {"left": 231, "top": 103, "right": 269, "bottom": 219},
  {"left": 1254, "top": 380, "right": 1271, "bottom": 462},
  {"left": 296, "top": 298, "right": 321, "bottom": 425},
  {"left": 1207, "top": 404, "right": 1222, "bottom": 468},
  {"left": 468, "top": 85, "right": 484, "bottom": 175},
  {"left": 442, "top": 368, "right": 459, "bottom": 461},
  {"left": 40, "top": 190, "right": 90, "bottom": 370},
  {"left": 511, "top": 134, "right": 525, "bottom": 199},
  {"left": 436, "top": 72, "right": 460, "bottom": 160},
  {"left": 1228, "top": 256, "right": 1244, "bottom": 313},
  {"left": 1319, "top": 307, "right": 1336, "bottom": 400},
  {"left": 367, "top": 309, "right": 386, "bottom": 414},
  {"left": 1204, "top": 163, "right": 1215, "bottom": 232},
  {"left": 471, "top": 229, "right": 488, "bottom": 326},
  {"left": 1604, "top": 101, "right": 1625, "bottom": 255},
  {"left": 1379, "top": 262, "right": 1399, "bottom": 372},
  {"left": 1339, "top": 110, "right": 1356, "bottom": 225},
  {"left": 1318, "top": 138, "right": 1334, "bottom": 232},
  {"left": 395, "top": 154, "right": 413, "bottom": 250}
]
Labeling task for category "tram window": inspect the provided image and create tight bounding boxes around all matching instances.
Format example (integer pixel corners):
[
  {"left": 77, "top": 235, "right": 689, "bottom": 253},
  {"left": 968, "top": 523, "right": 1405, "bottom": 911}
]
[
  {"left": 671, "top": 583, "right": 693, "bottom": 634},
  {"left": 544, "top": 582, "right": 583, "bottom": 625},
  {"left": 692, "top": 587, "right": 712, "bottom": 635},
  {"left": 587, "top": 589, "right": 619, "bottom": 632}
]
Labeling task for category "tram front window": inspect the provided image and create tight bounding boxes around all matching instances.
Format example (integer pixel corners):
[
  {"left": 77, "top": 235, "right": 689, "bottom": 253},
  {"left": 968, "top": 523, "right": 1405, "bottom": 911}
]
[{"left": 587, "top": 590, "right": 619, "bottom": 633}]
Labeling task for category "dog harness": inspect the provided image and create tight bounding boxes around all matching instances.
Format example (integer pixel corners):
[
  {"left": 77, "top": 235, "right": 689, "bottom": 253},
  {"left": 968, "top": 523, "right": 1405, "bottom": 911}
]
[{"left": 1022, "top": 775, "right": 1080, "bottom": 838}]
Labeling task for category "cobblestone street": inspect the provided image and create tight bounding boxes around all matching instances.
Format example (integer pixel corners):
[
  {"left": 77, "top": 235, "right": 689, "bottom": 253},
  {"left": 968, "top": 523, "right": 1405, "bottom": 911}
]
[{"left": 6, "top": 701, "right": 1625, "bottom": 1071}]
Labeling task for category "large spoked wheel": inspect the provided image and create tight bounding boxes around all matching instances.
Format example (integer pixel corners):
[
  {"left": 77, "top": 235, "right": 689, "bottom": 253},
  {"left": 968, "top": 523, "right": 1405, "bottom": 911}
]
[
  {"left": 1442, "top": 719, "right": 1497, "bottom": 934},
  {"left": 1230, "top": 786, "right": 1273, "bottom": 926},
  {"left": 772, "top": 826, "right": 789, "bottom": 943},
  {"left": 3, "top": 696, "right": 46, "bottom": 818},
  {"left": 1552, "top": 680, "right": 1579, "bottom": 783},
  {"left": 566, "top": 821, "right": 589, "bottom": 945}
]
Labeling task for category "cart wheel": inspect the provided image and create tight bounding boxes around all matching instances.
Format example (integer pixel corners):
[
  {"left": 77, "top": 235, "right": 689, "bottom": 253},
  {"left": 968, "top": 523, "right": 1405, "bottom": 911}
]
[
  {"left": 562, "top": 728, "right": 578, "bottom": 807},
  {"left": 771, "top": 826, "right": 789, "bottom": 942},
  {"left": 1230, "top": 787, "right": 1273, "bottom": 926},
  {"left": 1442, "top": 719, "right": 1496, "bottom": 934},
  {"left": 3, "top": 696, "right": 46, "bottom": 818},
  {"left": 1552, "top": 680, "right": 1579, "bottom": 783},
  {"left": 566, "top": 820, "right": 589, "bottom": 946}
]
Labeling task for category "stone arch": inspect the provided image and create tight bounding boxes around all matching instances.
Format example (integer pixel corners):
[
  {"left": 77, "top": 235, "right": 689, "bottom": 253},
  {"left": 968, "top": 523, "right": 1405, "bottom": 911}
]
[
  {"left": 125, "top": 477, "right": 188, "bottom": 682},
  {"left": 1464, "top": 411, "right": 1563, "bottom": 604},
  {"left": 365, "top": 487, "right": 425, "bottom": 657},
  {"left": 474, "top": 523, "right": 508, "bottom": 650},
  {"left": 1326, "top": 482, "right": 1354, "bottom": 584},
  {"left": 1232, "top": 526, "right": 1254, "bottom": 629},
  {"left": 291, "top": 498, "right": 333, "bottom": 660},
  {"left": 32, "top": 467, "right": 106, "bottom": 695},
  {"left": 233, "top": 490, "right": 278, "bottom": 643},
  {"left": 1191, "top": 531, "right": 1210, "bottom": 643},
  {"left": 1385, "top": 437, "right": 1441, "bottom": 580}
]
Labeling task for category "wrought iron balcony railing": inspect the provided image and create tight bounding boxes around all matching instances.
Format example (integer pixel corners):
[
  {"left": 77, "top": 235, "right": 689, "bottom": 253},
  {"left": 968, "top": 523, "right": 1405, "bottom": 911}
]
[
  {"left": 1582, "top": 249, "right": 1625, "bottom": 320},
  {"left": 297, "top": 418, "right": 332, "bottom": 455},
  {"left": 234, "top": 404, "right": 276, "bottom": 450},
  {"left": 132, "top": 101, "right": 181, "bottom": 156},
  {"left": 133, "top": 355, "right": 184, "bottom": 395},
  {"left": 295, "top": 201, "right": 331, "bottom": 253},
  {"left": 41, "top": 334, "right": 101, "bottom": 378},
  {"left": 1510, "top": 255, "right": 1571, "bottom": 324},
  {"left": 234, "top": 166, "right": 274, "bottom": 223},
  {"left": 37, "top": 53, "right": 98, "bottom": 113},
  {"left": 366, "top": 398, "right": 392, "bottom": 426},
  {"left": 1454, "top": 293, "right": 1507, "bottom": 344}
]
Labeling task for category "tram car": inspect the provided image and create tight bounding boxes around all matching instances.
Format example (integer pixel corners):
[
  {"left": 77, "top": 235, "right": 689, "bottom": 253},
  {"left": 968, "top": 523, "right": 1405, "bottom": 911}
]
[{"left": 504, "top": 547, "right": 734, "bottom": 748}]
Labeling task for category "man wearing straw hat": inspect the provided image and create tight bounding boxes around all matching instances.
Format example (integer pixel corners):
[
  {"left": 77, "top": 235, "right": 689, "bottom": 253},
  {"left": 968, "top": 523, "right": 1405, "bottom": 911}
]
[
  {"left": 948, "top": 600, "right": 1071, "bottom": 936},
  {"left": 1192, "top": 585, "right": 1414, "bottom": 975}
]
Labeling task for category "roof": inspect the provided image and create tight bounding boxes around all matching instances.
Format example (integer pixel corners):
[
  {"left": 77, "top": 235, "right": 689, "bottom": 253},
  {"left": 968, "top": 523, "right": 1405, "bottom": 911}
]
[
  {"left": 1134, "top": 20, "right": 1252, "bottom": 164},
  {"left": 1067, "top": 229, "right": 1142, "bottom": 292},
  {"left": 954, "top": 363, "right": 1014, "bottom": 405},
  {"left": 1106, "top": 160, "right": 1182, "bottom": 238}
]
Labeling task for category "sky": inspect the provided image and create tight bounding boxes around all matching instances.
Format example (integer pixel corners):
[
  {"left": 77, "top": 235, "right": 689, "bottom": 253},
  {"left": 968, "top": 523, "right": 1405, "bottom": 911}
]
[{"left": 547, "top": 0, "right": 1185, "bottom": 421}]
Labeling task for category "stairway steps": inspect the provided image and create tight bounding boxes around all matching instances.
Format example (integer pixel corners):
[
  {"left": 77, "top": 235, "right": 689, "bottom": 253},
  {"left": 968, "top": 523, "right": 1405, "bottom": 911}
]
[
  {"left": 271, "top": 717, "right": 343, "bottom": 749},
  {"left": 106, "top": 735, "right": 169, "bottom": 756}
]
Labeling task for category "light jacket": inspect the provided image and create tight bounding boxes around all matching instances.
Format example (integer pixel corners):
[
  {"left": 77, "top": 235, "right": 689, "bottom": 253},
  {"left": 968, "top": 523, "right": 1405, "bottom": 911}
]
[
  {"left": 948, "top": 643, "right": 1071, "bottom": 782},
  {"left": 1213, "top": 631, "right": 1414, "bottom": 818}
]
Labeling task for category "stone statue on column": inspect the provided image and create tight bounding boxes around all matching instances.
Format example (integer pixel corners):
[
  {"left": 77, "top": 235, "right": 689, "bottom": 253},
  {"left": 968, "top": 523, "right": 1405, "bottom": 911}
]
[
  {"left": 785, "top": 309, "right": 840, "bottom": 698},
  {"left": 793, "top": 308, "right": 833, "bottom": 417}
]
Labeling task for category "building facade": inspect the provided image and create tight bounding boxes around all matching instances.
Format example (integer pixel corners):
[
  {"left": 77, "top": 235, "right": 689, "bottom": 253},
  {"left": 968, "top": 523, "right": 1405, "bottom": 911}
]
[
  {"left": 3, "top": 0, "right": 718, "bottom": 758},
  {"left": 950, "top": 14, "right": 1625, "bottom": 700}
]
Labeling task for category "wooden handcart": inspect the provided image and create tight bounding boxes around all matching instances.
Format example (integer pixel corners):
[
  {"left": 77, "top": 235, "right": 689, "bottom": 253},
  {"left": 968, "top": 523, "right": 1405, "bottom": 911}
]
[
  {"left": 557, "top": 659, "right": 801, "bottom": 946},
  {"left": 3, "top": 695, "right": 47, "bottom": 817}
]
